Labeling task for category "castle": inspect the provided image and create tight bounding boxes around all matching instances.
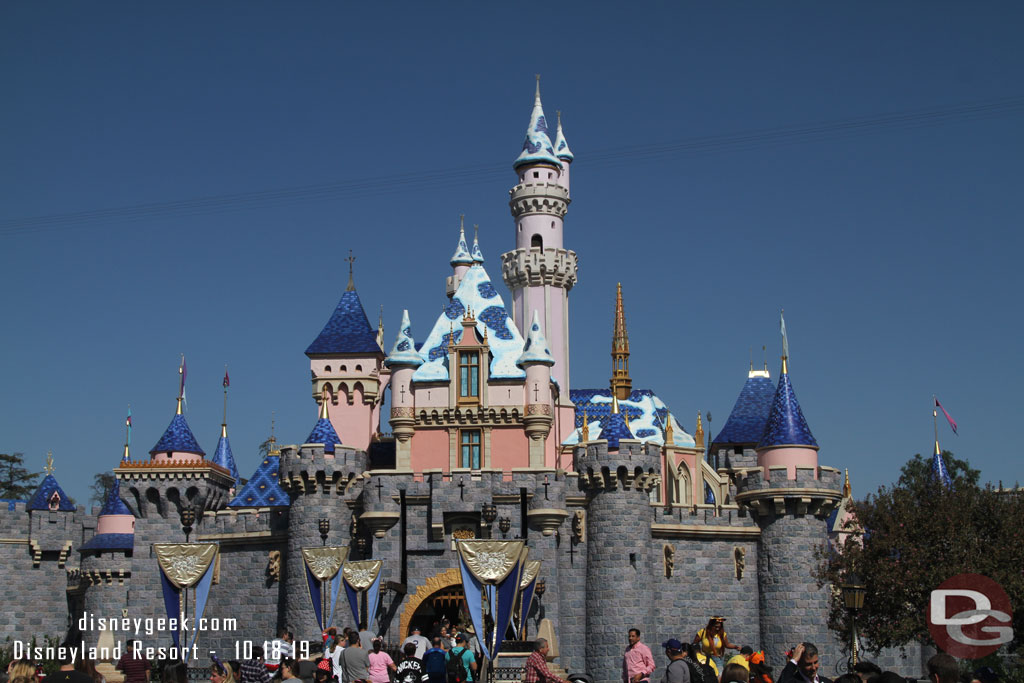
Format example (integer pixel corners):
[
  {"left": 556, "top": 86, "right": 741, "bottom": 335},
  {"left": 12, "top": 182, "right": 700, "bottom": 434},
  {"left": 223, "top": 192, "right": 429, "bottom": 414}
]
[{"left": 0, "top": 82, "right": 914, "bottom": 679}]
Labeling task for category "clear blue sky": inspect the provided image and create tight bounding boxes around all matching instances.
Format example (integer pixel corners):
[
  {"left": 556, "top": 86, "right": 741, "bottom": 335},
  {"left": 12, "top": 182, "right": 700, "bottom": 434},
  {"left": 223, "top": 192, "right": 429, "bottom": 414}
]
[{"left": 2, "top": 3, "right": 1022, "bottom": 507}]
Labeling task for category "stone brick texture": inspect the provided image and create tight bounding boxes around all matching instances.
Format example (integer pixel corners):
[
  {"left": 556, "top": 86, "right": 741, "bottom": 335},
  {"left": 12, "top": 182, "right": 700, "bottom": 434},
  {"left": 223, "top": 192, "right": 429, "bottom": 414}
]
[{"left": 0, "top": 443, "right": 926, "bottom": 677}]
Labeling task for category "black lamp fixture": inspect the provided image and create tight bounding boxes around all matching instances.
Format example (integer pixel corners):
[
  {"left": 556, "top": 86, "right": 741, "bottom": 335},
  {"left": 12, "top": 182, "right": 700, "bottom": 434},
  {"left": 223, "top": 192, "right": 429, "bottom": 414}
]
[
  {"left": 840, "top": 572, "right": 866, "bottom": 668},
  {"left": 180, "top": 505, "right": 196, "bottom": 543},
  {"left": 482, "top": 503, "right": 498, "bottom": 525},
  {"left": 319, "top": 518, "right": 330, "bottom": 546},
  {"left": 356, "top": 535, "right": 369, "bottom": 554},
  {"left": 498, "top": 517, "right": 511, "bottom": 538},
  {"left": 534, "top": 578, "right": 546, "bottom": 599}
]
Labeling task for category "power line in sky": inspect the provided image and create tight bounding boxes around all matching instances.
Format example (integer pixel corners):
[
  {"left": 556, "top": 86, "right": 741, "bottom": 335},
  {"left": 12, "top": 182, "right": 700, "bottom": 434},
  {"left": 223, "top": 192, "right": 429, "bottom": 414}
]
[{"left": 2, "top": 95, "right": 1022, "bottom": 237}]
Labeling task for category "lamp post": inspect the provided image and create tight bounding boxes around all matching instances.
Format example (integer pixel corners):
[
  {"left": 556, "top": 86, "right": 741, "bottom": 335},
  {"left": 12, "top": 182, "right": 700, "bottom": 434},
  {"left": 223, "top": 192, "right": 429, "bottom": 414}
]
[
  {"left": 498, "top": 517, "right": 511, "bottom": 538},
  {"left": 482, "top": 503, "right": 497, "bottom": 539},
  {"left": 534, "top": 579, "right": 546, "bottom": 600},
  {"left": 840, "top": 573, "right": 866, "bottom": 669},
  {"left": 180, "top": 506, "right": 196, "bottom": 543},
  {"left": 319, "top": 518, "right": 330, "bottom": 546}
]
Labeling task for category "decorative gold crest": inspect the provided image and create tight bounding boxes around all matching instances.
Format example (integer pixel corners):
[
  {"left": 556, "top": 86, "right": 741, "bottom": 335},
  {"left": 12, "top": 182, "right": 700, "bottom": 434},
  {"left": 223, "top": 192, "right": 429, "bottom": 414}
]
[
  {"left": 154, "top": 543, "right": 218, "bottom": 588},
  {"left": 301, "top": 546, "right": 349, "bottom": 581},
  {"left": 343, "top": 559, "right": 383, "bottom": 590}
]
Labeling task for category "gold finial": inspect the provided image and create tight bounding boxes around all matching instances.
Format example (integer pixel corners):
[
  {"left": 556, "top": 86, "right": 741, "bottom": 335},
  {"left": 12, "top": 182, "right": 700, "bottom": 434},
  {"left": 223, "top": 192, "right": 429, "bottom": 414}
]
[
  {"left": 695, "top": 411, "right": 704, "bottom": 448},
  {"left": 611, "top": 394, "right": 620, "bottom": 414},
  {"left": 122, "top": 444, "right": 131, "bottom": 461},
  {"left": 221, "top": 423, "right": 228, "bottom": 438},
  {"left": 176, "top": 396, "right": 183, "bottom": 415},
  {"left": 843, "top": 469, "right": 852, "bottom": 498},
  {"left": 664, "top": 412, "right": 674, "bottom": 444},
  {"left": 448, "top": 322, "right": 455, "bottom": 352},
  {"left": 345, "top": 250, "right": 356, "bottom": 291},
  {"left": 319, "top": 390, "right": 330, "bottom": 420},
  {"left": 581, "top": 408, "right": 589, "bottom": 442},
  {"left": 781, "top": 356, "right": 789, "bottom": 374},
  {"left": 44, "top": 451, "right": 55, "bottom": 475}
]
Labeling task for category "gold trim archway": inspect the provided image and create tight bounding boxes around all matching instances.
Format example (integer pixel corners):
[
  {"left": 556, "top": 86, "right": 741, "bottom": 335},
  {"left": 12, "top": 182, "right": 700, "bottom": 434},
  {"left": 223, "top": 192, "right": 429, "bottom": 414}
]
[{"left": 399, "top": 568, "right": 462, "bottom": 638}]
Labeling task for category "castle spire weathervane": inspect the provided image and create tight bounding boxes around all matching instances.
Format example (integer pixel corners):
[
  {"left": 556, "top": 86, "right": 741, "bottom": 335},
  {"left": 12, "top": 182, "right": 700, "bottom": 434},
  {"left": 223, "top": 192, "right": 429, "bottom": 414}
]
[{"left": 346, "top": 250, "right": 356, "bottom": 292}]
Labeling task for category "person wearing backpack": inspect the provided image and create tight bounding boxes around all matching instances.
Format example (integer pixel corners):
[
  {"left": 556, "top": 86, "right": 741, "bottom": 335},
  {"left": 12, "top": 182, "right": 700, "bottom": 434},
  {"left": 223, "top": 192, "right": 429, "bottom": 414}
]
[
  {"left": 682, "top": 643, "right": 717, "bottom": 683},
  {"left": 660, "top": 640, "right": 690, "bottom": 683},
  {"left": 446, "top": 634, "right": 476, "bottom": 683}
]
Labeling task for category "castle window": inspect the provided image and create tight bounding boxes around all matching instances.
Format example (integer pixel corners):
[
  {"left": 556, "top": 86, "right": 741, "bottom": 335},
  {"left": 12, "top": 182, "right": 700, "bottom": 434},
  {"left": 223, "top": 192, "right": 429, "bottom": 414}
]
[
  {"left": 324, "top": 365, "right": 331, "bottom": 372},
  {"left": 356, "top": 364, "right": 362, "bottom": 372},
  {"left": 341, "top": 365, "right": 347, "bottom": 372},
  {"left": 531, "top": 235, "right": 543, "bottom": 249},
  {"left": 533, "top": 171, "right": 539, "bottom": 179},
  {"left": 459, "top": 351, "right": 480, "bottom": 399},
  {"left": 460, "top": 429, "right": 481, "bottom": 469}
]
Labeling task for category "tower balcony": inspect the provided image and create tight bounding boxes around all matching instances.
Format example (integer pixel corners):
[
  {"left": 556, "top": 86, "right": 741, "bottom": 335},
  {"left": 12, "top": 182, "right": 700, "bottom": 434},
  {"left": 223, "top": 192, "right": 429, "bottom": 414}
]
[
  {"left": 500, "top": 247, "right": 578, "bottom": 290},
  {"left": 508, "top": 181, "right": 570, "bottom": 218}
]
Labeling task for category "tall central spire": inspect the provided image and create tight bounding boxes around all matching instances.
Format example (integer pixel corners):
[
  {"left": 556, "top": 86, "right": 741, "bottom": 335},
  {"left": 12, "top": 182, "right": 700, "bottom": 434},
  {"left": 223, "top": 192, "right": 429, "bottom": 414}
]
[{"left": 611, "top": 283, "right": 632, "bottom": 400}]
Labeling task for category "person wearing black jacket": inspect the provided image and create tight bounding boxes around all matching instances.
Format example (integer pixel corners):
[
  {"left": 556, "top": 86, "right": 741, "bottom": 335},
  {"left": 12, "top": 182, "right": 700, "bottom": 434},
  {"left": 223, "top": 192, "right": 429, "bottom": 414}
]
[{"left": 778, "top": 644, "right": 832, "bottom": 683}]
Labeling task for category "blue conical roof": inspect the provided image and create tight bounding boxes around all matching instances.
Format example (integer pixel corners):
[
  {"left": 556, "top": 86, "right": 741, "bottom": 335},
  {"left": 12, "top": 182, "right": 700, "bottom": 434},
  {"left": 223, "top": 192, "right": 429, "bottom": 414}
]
[
  {"left": 385, "top": 310, "right": 424, "bottom": 368},
  {"left": 516, "top": 311, "right": 555, "bottom": 368},
  {"left": 554, "top": 114, "right": 574, "bottom": 162},
  {"left": 211, "top": 432, "right": 240, "bottom": 481},
  {"left": 306, "top": 417, "right": 341, "bottom": 453},
  {"left": 713, "top": 369, "right": 776, "bottom": 446},
  {"left": 228, "top": 454, "right": 290, "bottom": 508},
  {"left": 513, "top": 82, "right": 562, "bottom": 170},
  {"left": 450, "top": 225, "right": 474, "bottom": 266},
  {"left": 471, "top": 231, "right": 485, "bottom": 264},
  {"left": 99, "top": 478, "right": 132, "bottom": 516},
  {"left": 758, "top": 364, "right": 818, "bottom": 449},
  {"left": 305, "top": 289, "right": 382, "bottom": 356},
  {"left": 28, "top": 474, "right": 76, "bottom": 511},
  {"left": 150, "top": 413, "right": 205, "bottom": 456}
]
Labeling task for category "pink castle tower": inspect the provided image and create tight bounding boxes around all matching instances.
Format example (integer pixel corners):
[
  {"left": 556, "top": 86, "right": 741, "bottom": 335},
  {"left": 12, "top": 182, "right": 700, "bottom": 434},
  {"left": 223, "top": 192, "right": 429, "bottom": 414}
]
[
  {"left": 501, "top": 78, "right": 578, "bottom": 443},
  {"left": 305, "top": 254, "right": 387, "bottom": 451}
]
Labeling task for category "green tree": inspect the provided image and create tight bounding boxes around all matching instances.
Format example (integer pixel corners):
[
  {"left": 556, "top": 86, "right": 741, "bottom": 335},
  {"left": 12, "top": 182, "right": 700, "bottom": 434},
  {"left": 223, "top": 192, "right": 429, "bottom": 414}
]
[
  {"left": 90, "top": 471, "right": 116, "bottom": 506},
  {"left": 0, "top": 452, "right": 41, "bottom": 499},
  {"left": 818, "top": 451, "right": 1024, "bottom": 659}
]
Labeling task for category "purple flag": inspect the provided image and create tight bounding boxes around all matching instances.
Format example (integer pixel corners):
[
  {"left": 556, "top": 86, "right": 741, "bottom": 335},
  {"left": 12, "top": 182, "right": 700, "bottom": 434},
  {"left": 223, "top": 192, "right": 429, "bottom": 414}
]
[{"left": 935, "top": 397, "right": 958, "bottom": 435}]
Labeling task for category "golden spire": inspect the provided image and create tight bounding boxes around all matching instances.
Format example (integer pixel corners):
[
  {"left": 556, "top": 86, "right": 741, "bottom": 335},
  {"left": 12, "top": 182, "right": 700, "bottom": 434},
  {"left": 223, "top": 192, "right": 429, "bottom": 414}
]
[
  {"left": 695, "top": 411, "right": 704, "bottom": 449},
  {"left": 664, "top": 412, "right": 674, "bottom": 444},
  {"left": 176, "top": 396, "right": 183, "bottom": 415},
  {"left": 580, "top": 407, "right": 589, "bottom": 442},
  {"left": 611, "top": 394, "right": 621, "bottom": 414},
  {"left": 611, "top": 283, "right": 632, "bottom": 400},
  {"left": 843, "top": 469, "right": 852, "bottom": 498},
  {"left": 44, "top": 451, "right": 55, "bottom": 475},
  {"left": 345, "top": 250, "right": 356, "bottom": 292},
  {"left": 319, "top": 390, "right": 330, "bottom": 420}
]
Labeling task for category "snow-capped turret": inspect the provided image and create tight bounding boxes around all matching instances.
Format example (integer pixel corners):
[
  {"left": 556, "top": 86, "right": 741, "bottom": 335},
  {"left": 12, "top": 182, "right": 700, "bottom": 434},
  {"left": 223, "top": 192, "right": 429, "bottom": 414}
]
[{"left": 513, "top": 76, "right": 562, "bottom": 171}]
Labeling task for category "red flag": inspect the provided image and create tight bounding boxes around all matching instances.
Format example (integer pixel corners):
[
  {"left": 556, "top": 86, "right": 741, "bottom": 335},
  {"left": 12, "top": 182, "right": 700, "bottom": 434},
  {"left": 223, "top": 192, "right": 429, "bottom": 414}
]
[
  {"left": 223, "top": 369, "right": 230, "bottom": 388},
  {"left": 935, "top": 397, "right": 958, "bottom": 435}
]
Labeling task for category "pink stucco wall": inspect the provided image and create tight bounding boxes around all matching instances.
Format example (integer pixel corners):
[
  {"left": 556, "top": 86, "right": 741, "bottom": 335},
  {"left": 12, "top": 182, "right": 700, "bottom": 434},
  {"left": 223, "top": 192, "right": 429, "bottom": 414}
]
[
  {"left": 410, "top": 429, "right": 450, "bottom": 471},
  {"left": 150, "top": 451, "right": 202, "bottom": 464},
  {"left": 97, "top": 514, "right": 134, "bottom": 534},
  {"left": 491, "top": 428, "right": 530, "bottom": 470},
  {"left": 758, "top": 446, "right": 819, "bottom": 480},
  {"left": 516, "top": 205, "right": 563, "bottom": 251}
]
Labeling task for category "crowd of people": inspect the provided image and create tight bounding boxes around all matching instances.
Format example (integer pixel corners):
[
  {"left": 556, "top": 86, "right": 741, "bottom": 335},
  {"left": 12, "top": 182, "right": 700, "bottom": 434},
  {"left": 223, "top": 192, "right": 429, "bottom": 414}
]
[{"left": 0, "top": 620, "right": 1001, "bottom": 683}]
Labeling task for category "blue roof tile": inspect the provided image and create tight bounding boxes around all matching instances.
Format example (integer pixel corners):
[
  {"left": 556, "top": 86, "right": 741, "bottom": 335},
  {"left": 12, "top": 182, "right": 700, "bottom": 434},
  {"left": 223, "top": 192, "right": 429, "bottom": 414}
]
[
  {"left": 758, "top": 368, "right": 818, "bottom": 449},
  {"left": 211, "top": 434, "right": 240, "bottom": 481},
  {"left": 566, "top": 388, "right": 695, "bottom": 447},
  {"left": 306, "top": 417, "right": 341, "bottom": 453},
  {"left": 99, "top": 478, "right": 133, "bottom": 516},
  {"left": 28, "top": 474, "right": 76, "bottom": 511},
  {"left": 305, "top": 289, "right": 382, "bottom": 356},
  {"left": 80, "top": 533, "right": 134, "bottom": 552},
  {"left": 150, "top": 413, "right": 205, "bottom": 456},
  {"left": 599, "top": 410, "right": 634, "bottom": 450},
  {"left": 228, "top": 455, "right": 290, "bottom": 508},
  {"left": 713, "top": 372, "right": 776, "bottom": 446}
]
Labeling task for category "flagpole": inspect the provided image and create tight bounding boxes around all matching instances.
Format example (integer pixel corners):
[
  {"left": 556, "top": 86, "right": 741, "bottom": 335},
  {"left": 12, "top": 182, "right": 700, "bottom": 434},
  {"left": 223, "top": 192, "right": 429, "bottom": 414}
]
[{"left": 932, "top": 395, "right": 939, "bottom": 453}]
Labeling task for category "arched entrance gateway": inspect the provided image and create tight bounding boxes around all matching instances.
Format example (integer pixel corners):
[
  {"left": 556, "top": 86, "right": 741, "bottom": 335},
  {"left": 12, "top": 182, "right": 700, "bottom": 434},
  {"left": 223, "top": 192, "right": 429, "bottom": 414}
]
[{"left": 400, "top": 568, "right": 469, "bottom": 638}]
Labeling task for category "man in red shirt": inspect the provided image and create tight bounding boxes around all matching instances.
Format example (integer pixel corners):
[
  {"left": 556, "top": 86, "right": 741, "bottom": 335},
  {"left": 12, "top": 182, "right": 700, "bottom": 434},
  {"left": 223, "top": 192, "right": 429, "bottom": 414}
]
[
  {"left": 524, "top": 639, "right": 570, "bottom": 683},
  {"left": 623, "top": 629, "right": 655, "bottom": 683}
]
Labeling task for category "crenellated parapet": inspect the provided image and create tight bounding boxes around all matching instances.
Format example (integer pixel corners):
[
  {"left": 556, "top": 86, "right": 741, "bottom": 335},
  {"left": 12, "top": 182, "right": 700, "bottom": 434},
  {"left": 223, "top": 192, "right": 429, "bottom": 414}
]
[
  {"left": 734, "top": 465, "right": 842, "bottom": 518},
  {"left": 115, "top": 460, "right": 235, "bottom": 516},
  {"left": 279, "top": 444, "right": 369, "bottom": 496},
  {"left": 500, "top": 247, "right": 578, "bottom": 290},
  {"left": 509, "top": 181, "right": 570, "bottom": 219},
  {"left": 572, "top": 440, "right": 663, "bottom": 492}
]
